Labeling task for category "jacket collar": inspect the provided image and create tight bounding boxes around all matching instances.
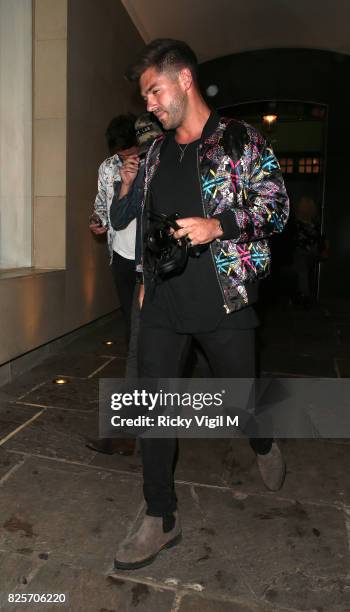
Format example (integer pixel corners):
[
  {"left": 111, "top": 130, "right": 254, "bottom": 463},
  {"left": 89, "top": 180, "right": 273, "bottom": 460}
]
[{"left": 201, "top": 110, "right": 220, "bottom": 141}]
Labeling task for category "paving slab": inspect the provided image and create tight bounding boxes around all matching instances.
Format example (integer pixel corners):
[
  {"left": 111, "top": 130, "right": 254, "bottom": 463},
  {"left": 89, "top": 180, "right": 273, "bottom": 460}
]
[
  {"left": 2, "top": 408, "right": 99, "bottom": 464},
  {"left": 179, "top": 594, "right": 267, "bottom": 611},
  {"left": 2, "top": 562, "right": 175, "bottom": 612},
  {"left": 91, "top": 439, "right": 236, "bottom": 488},
  {"left": 0, "top": 551, "right": 45, "bottom": 608},
  {"left": 224, "top": 439, "right": 350, "bottom": 506},
  {"left": 112, "top": 483, "right": 350, "bottom": 611},
  {"left": 0, "top": 354, "right": 123, "bottom": 405},
  {"left": 175, "top": 439, "right": 233, "bottom": 487},
  {"left": 66, "top": 333, "right": 128, "bottom": 359},
  {"left": 0, "top": 448, "right": 27, "bottom": 480},
  {"left": 93, "top": 359, "right": 127, "bottom": 379},
  {"left": 0, "top": 403, "right": 43, "bottom": 440},
  {"left": 30, "top": 353, "right": 113, "bottom": 379},
  {"left": 0, "top": 371, "right": 53, "bottom": 404},
  {"left": 90, "top": 444, "right": 143, "bottom": 476},
  {"left": 0, "top": 457, "right": 144, "bottom": 573},
  {"left": 16, "top": 378, "right": 99, "bottom": 411},
  {"left": 280, "top": 439, "right": 350, "bottom": 505},
  {"left": 87, "top": 436, "right": 350, "bottom": 506}
]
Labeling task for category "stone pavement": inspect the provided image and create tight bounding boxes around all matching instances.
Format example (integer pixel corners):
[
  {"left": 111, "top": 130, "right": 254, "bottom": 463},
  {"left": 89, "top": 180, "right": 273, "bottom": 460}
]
[{"left": 0, "top": 299, "right": 349, "bottom": 611}]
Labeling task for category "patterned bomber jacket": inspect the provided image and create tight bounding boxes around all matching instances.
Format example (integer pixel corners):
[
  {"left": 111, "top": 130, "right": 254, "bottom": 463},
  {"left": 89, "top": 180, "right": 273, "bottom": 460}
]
[{"left": 142, "top": 114, "right": 289, "bottom": 313}]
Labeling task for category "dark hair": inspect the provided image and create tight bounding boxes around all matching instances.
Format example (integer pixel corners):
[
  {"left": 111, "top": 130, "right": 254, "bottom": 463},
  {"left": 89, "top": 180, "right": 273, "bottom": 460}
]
[
  {"left": 105, "top": 113, "right": 137, "bottom": 153},
  {"left": 126, "top": 38, "right": 198, "bottom": 84}
]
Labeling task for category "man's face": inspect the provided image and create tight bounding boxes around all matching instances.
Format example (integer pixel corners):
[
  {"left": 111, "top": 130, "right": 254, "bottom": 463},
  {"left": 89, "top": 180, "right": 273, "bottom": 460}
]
[
  {"left": 116, "top": 145, "right": 139, "bottom": 161},
  {"left": 140, "top": 66, "right": 187, "bottom": 130}
]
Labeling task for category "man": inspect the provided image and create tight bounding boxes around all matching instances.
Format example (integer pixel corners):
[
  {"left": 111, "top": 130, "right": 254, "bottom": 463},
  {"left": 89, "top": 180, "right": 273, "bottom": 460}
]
[
  {"left": 110, "top": 113, "right": 163, "bottom": 377},
  {"left": 88, "top": 114, "right": 139, "bottom": 456},
  {"left": 89, "top": 114, "right": 138, "bottom": 340},
  {"left": 114, "top": 39, "right": 289, "bottom": 570}
]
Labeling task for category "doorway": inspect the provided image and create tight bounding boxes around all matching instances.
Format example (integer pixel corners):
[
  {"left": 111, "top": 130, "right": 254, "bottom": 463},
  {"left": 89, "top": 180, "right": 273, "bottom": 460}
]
[{"left": 219, "top": 100, "right": 328, "bottom": 300}]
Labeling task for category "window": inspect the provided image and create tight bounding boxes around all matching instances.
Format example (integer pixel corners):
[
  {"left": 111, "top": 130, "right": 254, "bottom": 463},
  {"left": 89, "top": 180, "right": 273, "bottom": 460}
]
[
  {"left": 298, "top": 157, "right": 320, "bottom": 174},
  {"left": 279, "top": 157, "right": 294, "bottom": 174},
  {"left": 278, "top": 155, "right": 322, "bottom": 176}
]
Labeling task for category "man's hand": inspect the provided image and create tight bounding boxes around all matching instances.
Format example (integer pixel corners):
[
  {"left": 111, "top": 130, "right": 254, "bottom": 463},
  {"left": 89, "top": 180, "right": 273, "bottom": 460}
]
[
  {"left": 172, "top": 217, "right": 223, "bottom": 245},
  {"left": 119, "top": 156, "right": 139, "bottom": 198},
  {"left": 89, "top": 222, "right": 108, "bottom": 236}
]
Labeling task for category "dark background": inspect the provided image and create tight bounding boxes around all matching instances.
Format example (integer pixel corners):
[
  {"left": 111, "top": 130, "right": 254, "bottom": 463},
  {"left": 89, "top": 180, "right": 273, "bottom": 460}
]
[{"left": 199, "top": 48, "right": 350, "bottom": 298}]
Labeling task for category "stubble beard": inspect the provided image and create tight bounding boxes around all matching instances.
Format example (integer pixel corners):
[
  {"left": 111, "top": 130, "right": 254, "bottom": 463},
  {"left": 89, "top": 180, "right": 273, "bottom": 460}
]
[{"left": 161, "top": 92, "right": 187, "bottom": 130}]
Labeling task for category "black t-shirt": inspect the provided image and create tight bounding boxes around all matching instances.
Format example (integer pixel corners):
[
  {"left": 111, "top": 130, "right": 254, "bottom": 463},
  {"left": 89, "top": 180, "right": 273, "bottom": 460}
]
[{"left": 142, "top": 118, "right": 258, "bottom": 333}]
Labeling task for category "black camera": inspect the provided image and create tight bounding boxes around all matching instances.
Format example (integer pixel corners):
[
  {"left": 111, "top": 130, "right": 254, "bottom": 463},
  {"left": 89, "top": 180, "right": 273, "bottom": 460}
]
[
  {"left": 145, "top": 212, "right": 187, "bottom": 278},
  {"left": 145, "top": 212, "right": 206, "bottom": 279}
]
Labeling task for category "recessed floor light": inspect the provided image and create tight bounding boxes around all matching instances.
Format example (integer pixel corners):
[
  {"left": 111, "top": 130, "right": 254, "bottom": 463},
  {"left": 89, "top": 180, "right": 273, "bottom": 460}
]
[{"left": 53, "top": 377, "right": 69, "bottom": 385}]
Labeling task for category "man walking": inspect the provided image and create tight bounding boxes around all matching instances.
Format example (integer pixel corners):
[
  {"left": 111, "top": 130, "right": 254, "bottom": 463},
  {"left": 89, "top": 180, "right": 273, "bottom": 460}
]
[{"left": 114, "top": 39, "right": 289, "bottom": 570}]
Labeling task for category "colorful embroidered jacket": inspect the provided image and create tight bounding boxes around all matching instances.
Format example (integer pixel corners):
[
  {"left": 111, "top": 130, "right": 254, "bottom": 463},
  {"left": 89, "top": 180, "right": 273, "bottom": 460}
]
[{"left": 142, "top": 114, "right": 289, "bottom": 313}]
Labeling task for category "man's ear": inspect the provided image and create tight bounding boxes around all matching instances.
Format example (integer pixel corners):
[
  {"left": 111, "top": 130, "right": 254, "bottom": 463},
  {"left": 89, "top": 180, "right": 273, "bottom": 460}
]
[{"left": 179, "top": 68, "right": 193, "bottom": 92}]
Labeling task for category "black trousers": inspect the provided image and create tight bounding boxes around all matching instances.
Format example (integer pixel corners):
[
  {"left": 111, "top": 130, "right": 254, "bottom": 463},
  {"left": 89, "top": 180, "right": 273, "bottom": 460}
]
[
  {"left": 137, "top": 318, "right": 272, "bottom": 516},
  {"left": 111, "top": 251, "right": 136, "bottom": 342},
  {"left": 125, "top": 284, "right": 141, "bottom": 378}
]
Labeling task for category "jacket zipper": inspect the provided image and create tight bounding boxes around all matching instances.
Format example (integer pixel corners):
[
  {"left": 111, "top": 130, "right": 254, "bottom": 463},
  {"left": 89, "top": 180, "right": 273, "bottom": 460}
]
[
  {"left": 196, "top": 147, "right": 230, "bottom": 313},
  {"left": 140, "top": 182, "right": 149, "bottom": 288}
]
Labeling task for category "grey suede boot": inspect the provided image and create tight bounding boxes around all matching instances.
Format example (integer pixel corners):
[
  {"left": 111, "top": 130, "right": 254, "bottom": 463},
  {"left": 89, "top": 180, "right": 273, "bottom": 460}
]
[
  {"left": 114, "top": 512, "right": 181, "bottom": 570},
  {"left": 257, "top": 441, "right": 286, "bottom": 491}
]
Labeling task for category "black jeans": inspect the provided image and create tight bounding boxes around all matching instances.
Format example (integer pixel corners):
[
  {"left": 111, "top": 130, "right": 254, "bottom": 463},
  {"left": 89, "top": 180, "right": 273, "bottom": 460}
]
[
  {"left": 125, "top": 284, "right": 141, "bottom": 378},
  {"left": 111, "top": 251, "right": 136, "bottom": 342},
  {"left": 137, "top": 317, "right": 272, "bottom": 516}
]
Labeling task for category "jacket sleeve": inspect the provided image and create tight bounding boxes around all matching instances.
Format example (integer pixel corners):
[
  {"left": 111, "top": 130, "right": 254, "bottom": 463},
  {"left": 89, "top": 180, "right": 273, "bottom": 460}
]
[
  {"left": 109, "top": 165, "right": 144, "bottom": 231},
  {"left": 215, "top": 128, "right": 289, "bottom": 243},
  {"left": 92, "top": 161, "right": 110, "bottom": 226}
]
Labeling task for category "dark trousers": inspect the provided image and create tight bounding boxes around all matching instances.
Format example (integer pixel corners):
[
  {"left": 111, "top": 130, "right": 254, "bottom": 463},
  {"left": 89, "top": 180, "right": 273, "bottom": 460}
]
[
  {"left": 111, "top": 251, "right": 136, "bottom": 342},
  {"left": 125, "top": 284, "right": 141, "bottom": 378},
  {"left": 138, "top": 320, "right": 272, "bottom": 516}
]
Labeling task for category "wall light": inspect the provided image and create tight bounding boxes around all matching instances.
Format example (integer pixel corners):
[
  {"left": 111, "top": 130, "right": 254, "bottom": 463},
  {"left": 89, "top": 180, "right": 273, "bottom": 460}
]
[{"left": 103, "top": 340, "right": 114, "bottom": 346}]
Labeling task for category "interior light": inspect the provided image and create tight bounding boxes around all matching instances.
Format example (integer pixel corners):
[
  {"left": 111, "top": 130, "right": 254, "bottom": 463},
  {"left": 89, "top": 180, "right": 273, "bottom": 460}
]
[
  {"left": 104, "top": 340, "right": 114, "bottom": 346},
  {"left": 206, "top": 84, "right": 219, "bottom": 97},
  {"left": 263, "top": 114, "right": 278, "bottom": 125}
]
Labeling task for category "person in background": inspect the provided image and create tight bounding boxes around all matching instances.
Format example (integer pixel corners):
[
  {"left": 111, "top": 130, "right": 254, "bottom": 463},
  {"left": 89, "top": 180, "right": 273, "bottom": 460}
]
[
  {"left": 110, "top": 113, "right": 163, "bottom": 379},
  {"left": 292, "top": 195, "right": 324, "bottom": 308},
  {"left": 89, "top": 114, "right": 138, "bottom": 340},
  {"left": 87, "top": 114, "right": 139, "bottom": 456}
]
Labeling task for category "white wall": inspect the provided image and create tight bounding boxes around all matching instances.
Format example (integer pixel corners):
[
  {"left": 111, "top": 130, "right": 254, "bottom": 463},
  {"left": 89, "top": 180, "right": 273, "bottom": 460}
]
[{"left": 0, "top": 0, "right": 32, "bottom": 268}]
